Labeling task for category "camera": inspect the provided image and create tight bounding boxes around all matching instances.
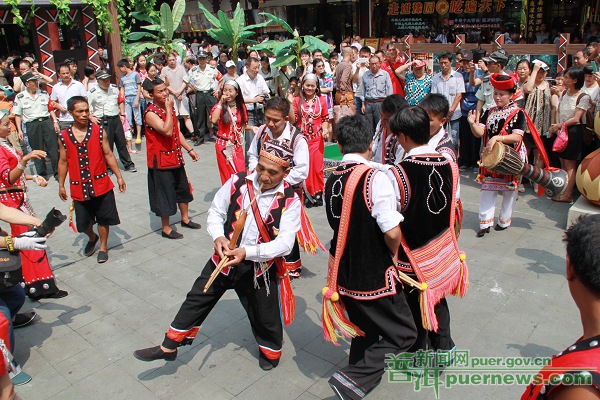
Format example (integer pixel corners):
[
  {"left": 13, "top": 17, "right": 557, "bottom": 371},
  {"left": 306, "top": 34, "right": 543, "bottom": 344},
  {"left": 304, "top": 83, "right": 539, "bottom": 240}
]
[{"left": 29, "top": 208, "right": 67, "bottom": 237}]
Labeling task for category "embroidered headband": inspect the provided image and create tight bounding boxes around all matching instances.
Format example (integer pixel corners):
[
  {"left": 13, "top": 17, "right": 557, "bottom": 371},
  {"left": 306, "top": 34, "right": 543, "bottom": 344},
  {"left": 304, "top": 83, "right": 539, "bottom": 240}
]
[
  {"left": 303, "top": 73, "right": 318, "bottom": 83},
  {"left": 260, "top": 139, "right": 293, "bottom": 168},
  {"left": 490, "top": 73, "right": 516, "bottom": 91},
  {"left": 223, "top": 79, "right": 239, "bottom": 90}
]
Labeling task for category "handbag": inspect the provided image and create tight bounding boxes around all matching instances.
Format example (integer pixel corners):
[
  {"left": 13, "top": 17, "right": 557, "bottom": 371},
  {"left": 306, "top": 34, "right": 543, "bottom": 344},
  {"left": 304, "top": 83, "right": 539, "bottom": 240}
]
[
  {"left": 552, "top": 123, "right": 569, "bottom": 153},
  {"left": 397, "top": 163, "right": 468, "bottom": 332}
]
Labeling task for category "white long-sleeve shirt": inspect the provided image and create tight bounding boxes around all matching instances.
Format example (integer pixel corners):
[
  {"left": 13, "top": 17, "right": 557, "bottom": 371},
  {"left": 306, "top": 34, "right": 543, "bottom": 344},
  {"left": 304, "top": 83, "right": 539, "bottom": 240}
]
[
  {"left": 336, "top": 154, "right": 403, "bottom": 232},
  {"left": 207, "top": 172, "right": 301, "bottom": 262},
  {"left": 247, "top": 123, "right": 309, "bottom": 187}
]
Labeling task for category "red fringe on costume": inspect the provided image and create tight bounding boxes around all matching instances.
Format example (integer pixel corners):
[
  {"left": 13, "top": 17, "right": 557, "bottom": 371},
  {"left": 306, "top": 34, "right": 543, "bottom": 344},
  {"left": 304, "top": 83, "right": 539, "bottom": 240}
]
[
  {"left": 276, "top": 261, "right": 295, "bottom": 326},
  {"left": 297, "top": 206, "right": 326, "bottom": 254}
]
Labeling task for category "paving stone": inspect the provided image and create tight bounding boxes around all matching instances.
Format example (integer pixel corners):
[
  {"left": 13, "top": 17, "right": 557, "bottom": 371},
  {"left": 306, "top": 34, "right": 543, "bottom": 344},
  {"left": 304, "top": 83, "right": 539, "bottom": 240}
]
[{"left": 13, "top": 138, "right": 580, "bottom": 399}]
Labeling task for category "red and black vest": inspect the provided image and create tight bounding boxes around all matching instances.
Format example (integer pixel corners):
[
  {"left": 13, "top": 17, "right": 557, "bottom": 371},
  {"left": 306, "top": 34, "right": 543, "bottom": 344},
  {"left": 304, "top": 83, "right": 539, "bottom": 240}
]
[
  {"left": 435, "top": 131, "right": 457, "bottom": 163},
  {"left": 59, "top": 123, "right": 114, "bottom": 201},
  {"left": 521, "top": 335, "right": 600, "bottom": 399},
  {"left": 212, "top": 172, "right": 297, "bottom": 276},
  {"left": 324, "top": 163, "right": 397, "bottom": 299},
  {"left": 144, "top": 103, "right": 184, "bottom": 170}
]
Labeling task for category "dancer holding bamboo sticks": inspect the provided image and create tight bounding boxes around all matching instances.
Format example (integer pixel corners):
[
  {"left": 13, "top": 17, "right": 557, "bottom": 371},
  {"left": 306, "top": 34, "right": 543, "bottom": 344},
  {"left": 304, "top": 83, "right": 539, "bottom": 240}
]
[{"left": 134, "top": 140, "right": 301, "bottom": 371}]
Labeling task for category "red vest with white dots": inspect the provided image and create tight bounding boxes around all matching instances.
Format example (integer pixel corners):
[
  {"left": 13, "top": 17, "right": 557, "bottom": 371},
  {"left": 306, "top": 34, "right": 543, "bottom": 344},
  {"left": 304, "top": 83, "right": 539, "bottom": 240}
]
[
  {"left": 59, "top": 123, "right": 114, "bottom": 201},
  {"left": 521, "top": 335, "right": 600, "bottom": 399},
  {"left": 144, "top": 103, "right": 184, "bottom": 170}
]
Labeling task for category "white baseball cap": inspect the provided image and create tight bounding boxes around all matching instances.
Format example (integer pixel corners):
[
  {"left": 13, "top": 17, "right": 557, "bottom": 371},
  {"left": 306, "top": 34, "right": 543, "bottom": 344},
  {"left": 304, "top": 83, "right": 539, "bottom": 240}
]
[{"left": 225, "top": 60, "right": 236, "bottom": 68}]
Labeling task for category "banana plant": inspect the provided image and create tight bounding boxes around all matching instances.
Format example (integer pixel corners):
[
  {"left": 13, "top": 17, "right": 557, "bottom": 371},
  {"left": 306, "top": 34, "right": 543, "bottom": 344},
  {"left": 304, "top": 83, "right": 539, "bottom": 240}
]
[
  {"left": 127, "top": 0, "right": 187, "bottom": 59},
  {"left": 252, "top": 13, "right": 331, "bottom": 69},
  {"left": 197, "top": 3, "right": 272, "bottom": 64}
]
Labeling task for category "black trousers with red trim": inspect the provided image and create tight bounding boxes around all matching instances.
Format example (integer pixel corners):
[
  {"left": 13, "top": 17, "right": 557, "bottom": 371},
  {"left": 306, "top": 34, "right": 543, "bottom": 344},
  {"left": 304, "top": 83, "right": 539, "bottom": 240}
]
[
  {"left": 404, "top": 286, "right": 455, "bottom": 352},
  {"left": 329, "top": 291, "right": 417, "bottom": 400},
  {"left": 162, "top": 259, "right": 282, "bottom": 359}
]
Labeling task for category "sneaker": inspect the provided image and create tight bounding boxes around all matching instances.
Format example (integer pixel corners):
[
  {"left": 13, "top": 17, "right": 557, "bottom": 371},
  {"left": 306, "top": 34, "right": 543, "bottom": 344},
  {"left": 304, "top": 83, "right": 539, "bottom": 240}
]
[
  {"left": 133, "top": 346, "right": 177, "bottom": 362},
  {"left": 13, "top": 312, "right": 37, "bottom": 329},
  {"left": 127, "top": 165, "right": 137, "bottom": 173},
  {"left": 10, "top": 365, "right": 31, "bottom": 386}
]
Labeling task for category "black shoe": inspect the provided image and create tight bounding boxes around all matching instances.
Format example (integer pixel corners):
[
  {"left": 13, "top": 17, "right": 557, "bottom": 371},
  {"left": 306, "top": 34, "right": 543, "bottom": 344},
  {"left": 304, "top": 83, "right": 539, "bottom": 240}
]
[
  {"left": 258, "top": 352, "right": 279, "bottom": 371},
  {"left": 84, "top": 234, "right": 99, "bottom": 257},
  {"left": 181, "top": 220, "right": 201, "bottom": 229},
  {"left": 494, "top": 224, "right": 508, "bottom": 231},
  {"left": 33, "top": 290, "right": 69, "bottom": 300},
  {"left": 476, "top": 227, "right": 491, "bottom": 238},
  {"left": 127, "top": 165, "right": 138, "bottom": 173},
  {"left": 97, "top": 251, "right": 108, "bottom": 263},
  {"left": 207, "top": 136, "right": 216, "bottom": 143},
  {"left": 133, "top": 346, "right": 178, "bottom": 362},
  {"left": 194, "top": 140, "right": 204, "bottom": 146},
  {"left": 13, "top": 312, "right": 37, "bottom": 329},
  {"left": 304, "top": 198, "right": 313, "bottom": 209},
  {"left": 162, "top": 230, "right": 184, "bottom": 239}
]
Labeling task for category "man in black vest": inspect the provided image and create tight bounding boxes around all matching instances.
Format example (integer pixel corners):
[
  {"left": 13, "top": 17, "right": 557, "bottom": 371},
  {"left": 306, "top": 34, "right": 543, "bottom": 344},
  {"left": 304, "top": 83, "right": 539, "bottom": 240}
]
[
  {"left": 324, "top": 115, "right": 417, "bottom": 400},
  {"left": 133, "top": 141, "right": 301, "bottom": 371},
  {"left": 387, "top": 106, "right": 463, "bottom": 362}
]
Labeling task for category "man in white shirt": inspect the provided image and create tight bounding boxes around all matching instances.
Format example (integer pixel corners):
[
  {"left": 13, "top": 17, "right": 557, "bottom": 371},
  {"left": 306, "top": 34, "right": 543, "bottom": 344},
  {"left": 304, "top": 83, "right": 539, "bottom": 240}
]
[
  {"left": 430, "top": 52, "right": 465, "bottom": 148},
  {"left": 237, "top": 57, "right": 270, "bottom": 155},
  {"left": 51, "top": 63, "right": 87, "bottom": 132},
  {"left": 134, "top": 141, "right": 301, "bottom": 372}
]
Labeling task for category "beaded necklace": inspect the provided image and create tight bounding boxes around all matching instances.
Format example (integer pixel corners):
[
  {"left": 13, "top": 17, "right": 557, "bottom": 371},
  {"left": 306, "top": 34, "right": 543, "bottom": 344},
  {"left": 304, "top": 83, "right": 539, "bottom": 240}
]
[
  {"left": 300, "top": 95, "right": 322, "bottom": 136},
  {"left": 227, "top": 102, "right": 243, "bottom": 144}
]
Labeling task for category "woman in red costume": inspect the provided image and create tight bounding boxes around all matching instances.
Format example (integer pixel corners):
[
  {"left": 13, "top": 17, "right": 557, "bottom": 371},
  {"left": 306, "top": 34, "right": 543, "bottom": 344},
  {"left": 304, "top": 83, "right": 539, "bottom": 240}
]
[
  {"left": 289, "top": 73, "right": 330, "bottom": 207},
  {"left": 0, "top": 110, "right": 67, "bottom": 300},
  {"left": 210, "top": 79, "right": 248, "bottom": 184}
]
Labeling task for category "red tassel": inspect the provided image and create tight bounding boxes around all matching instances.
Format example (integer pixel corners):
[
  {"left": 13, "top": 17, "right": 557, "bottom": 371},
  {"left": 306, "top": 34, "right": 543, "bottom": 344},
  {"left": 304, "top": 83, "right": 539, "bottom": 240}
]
[
  {"left": 297, "top": 206, "right": 326, "bottom": 254},
  {"left": 276, "top": 261, "right": 295, "bottom": 326},
  {"left": 277, "top": 273, "right": 295, "bottom": 326},
  {"left": 68, "top": 202, "right": 77, "bottom": 233}
]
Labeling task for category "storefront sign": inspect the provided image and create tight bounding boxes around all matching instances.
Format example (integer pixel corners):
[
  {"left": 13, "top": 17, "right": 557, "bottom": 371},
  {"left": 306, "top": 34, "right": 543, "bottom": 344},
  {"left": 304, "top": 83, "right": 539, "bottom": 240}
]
[
  {"left": 386, "top": 0, "right": 506, "bottom": 15},
  {"left": 526, "top": 0, "right": 544, "bottom": 38},
  {"left": 390, "top": 16, "right": 432, "bottom": 31}
]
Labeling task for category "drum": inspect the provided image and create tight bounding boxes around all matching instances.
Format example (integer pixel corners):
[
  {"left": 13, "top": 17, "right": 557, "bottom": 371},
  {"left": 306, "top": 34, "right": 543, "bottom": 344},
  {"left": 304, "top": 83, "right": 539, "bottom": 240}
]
[{"left": 481, "top": 142, "right": 524, "bottom": 175}]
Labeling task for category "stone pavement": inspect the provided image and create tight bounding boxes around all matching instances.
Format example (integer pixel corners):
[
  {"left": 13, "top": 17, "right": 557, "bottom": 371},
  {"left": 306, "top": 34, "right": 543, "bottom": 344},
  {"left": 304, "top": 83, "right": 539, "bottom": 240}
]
[{"left": 13, "top": 139, "right": 578, "bottom": 399}]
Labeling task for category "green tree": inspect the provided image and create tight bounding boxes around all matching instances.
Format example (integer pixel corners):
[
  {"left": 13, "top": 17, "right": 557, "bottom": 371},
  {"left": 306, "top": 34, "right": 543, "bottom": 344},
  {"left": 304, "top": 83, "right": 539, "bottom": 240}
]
[
  {"left": 127, "top": 0, "right": 187, "bottom": 58},
  {"left": 197, "top": 3, "right": 272, "bottom": 64},
  {"left": 251, "top": 13, "right": 331, "bottom": 68}
]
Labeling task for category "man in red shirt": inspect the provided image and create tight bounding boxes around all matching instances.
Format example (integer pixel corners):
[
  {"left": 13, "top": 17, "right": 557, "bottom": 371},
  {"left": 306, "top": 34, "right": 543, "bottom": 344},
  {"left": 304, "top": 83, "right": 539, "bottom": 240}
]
[
  {"left": 380, "top": 43, "right": 406, "bottom": 97},
  {"left": 57, "top": 96, "right": 126, "bottom": 263},
  {"left": 521, "top": 215, "right": 600, "bottom": 400}
]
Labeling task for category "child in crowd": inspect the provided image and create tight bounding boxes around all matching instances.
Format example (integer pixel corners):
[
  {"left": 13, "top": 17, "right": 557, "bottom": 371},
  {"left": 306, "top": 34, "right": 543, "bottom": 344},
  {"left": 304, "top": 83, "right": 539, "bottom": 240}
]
[{"left": 117, "top": 58, "right": 143, "bottom": 145}]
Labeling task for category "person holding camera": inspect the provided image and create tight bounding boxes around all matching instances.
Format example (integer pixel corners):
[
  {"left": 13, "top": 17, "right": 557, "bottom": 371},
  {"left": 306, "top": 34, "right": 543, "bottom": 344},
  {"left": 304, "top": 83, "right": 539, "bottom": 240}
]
[
  {"left": 237, "top": 57, "right": 270, "bottom": 160},
  {"left": 0, "top": 109, "right": 67, "bottom": 301}
]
